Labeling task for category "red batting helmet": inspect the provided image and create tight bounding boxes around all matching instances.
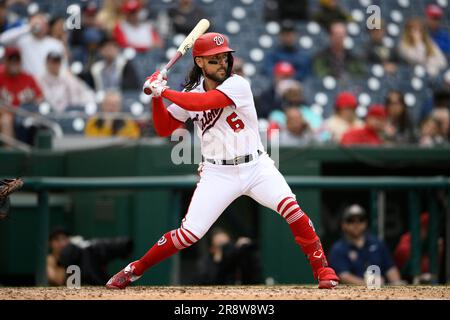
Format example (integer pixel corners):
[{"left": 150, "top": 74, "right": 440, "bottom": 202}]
[{"left": 192, "top": 32, "right": 235, "bottom": 58}]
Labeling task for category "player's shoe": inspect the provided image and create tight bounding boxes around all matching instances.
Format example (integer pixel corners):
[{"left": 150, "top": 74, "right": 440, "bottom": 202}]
[
  {"left": 317, "top": 267, "right": 339, "bottom": 289},
  {"left": 105, "top": 261, "right": 141, "bottom": 289}
]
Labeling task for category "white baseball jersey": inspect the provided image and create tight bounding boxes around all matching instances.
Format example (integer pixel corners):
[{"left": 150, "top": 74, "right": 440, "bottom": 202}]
[{"left": 167, "top": 74, "right": 265, "bottom": 160}]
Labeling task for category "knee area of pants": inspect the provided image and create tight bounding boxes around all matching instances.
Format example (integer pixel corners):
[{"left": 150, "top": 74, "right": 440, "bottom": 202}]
[{"left": 178, "top": 225, "right": 204, "bottom": 241}]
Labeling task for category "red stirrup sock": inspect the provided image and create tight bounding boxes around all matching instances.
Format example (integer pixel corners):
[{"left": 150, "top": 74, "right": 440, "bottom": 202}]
[{"left": 132, "top": 227, "right": 199, "bottom": 276}]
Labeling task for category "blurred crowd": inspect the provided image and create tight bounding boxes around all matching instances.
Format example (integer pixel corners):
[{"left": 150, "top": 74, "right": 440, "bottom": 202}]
[{"left": 0, "top": 0, "right": 448, "bottom": 148}]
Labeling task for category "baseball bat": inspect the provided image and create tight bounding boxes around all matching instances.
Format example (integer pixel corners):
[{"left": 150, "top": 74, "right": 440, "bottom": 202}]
[{"left": 143, "top": 18, "right": 210, "bottom": 95}]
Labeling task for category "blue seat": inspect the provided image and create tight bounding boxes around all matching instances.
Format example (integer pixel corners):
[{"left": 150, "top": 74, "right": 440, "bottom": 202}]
[{"left": 121, "top": 91, "right": 141, "bottom": 113}]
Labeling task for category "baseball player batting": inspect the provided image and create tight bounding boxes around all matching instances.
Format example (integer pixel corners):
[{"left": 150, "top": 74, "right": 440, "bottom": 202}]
[{"left": 106, "top": 32, "right": 339, "bottom": 289}]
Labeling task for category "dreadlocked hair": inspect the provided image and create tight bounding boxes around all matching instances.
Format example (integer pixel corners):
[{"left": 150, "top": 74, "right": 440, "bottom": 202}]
[
  {"left": 183, "top": 64, "right": 203, "bottom": 92},
  {"left": 183, "top": 53, "right": 234, "bottom": 92}
]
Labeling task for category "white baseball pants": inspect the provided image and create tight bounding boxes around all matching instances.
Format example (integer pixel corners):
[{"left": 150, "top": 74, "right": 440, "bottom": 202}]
[{"left": 181, "top": 152, "right": 296, "bottom": 239}]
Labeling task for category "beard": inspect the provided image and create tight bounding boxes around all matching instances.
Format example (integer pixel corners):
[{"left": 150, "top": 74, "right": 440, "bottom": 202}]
[{"left": 204, "top": 68, "right": 227, "bottom": 83}]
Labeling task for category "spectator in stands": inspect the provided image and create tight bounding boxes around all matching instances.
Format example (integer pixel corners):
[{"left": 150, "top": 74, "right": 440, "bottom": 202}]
[
  {"left": 49, "top": 16, "right": 69, "bottom": 58},
  {"left": 398, "top": 17, "right": 447, "bottom": 78},
  {"left": 269, "top": 79, "right": 323, "bottom": 137},
  {"left": 69, "top": 2, "right": 106, "bottom": 89},
  {"left": 364, "top": 19, "right": 401, "bottom": 74},
  {"left": 323, "top": 91, "right": 363, "bottom": 143},
  {"left": 257, "top": 61, "right": 296, "bottom": 119},
  {"left": 113, "top": 0, "right": 163, "bottom": 52},
  {"left": 420, "top": 71, "right": 450, "bottom": 120},
  {"left": 425, "top": 4, "right": 450, "bottom": 56},
  {"left": 196, "top": 228, "right": 263, "bottom": 285},
  {"left": 329, "top": 204, "right": 404, "bottom": 286},
  {"left": 0, "top": 0, "right": 24, "bottom": 33},
  {"left": 70, "top": 1, "right": 102, "bottom": 48},
  {"left": 96, "top": 0, "right": 123, "bottom": 36},
  {"left": 47, "top": 227, "right": 71, "bottom": 286},
  {"left": 0, "top": 12, "right": 66, "bottom": 78},
  {"left": 263, "top": 0, "right": 309, "bottom": 22},
  {"left": 85, "top": 90, "right": 140, "bottom": 139},
  {"left": 418, "top": 116, "right": 445, "bottom": 147},
  {"left": 312, "top": 0, "right": 350, "bottom": 31},
  {"left": 166, "top": 0, "right": 208, "bottom": 36},
  {"left": 0, "top": 47, "right": 43, "bottom": 108},
  {"left": 431, "top": 107, "right": 450, "bottom": 142},
  {"left": 263, "top": 20, "right": 312, "bottom": 81},
  {"left": 73, "top": 30, "right": 105, "bottom": 89},
  {"left": 340, "top": 104, "right": 387, "bottom": 146},
  {"left": 394, "top": 212, "right": 445, "bottom": 284},
  {"left": 90, "top": 37, "right": 140, "bottom": 92},
  {"left": 276, "top": 106, "right": 320, "bottom": 147},
  {"left": 0, "top": 47, "right": 43, "bottom": 144},
  {"left": 48, "top": 16, "right": 66, "bottom": 41},
  {"left": 313, "top": 21, "right": 365, "bottom": 80},
  {"left": 39, "top": 51, "right": 96, "bottom": 113},
  {"left": 384, "top": 91, "right": 416, "bottom": 144}
]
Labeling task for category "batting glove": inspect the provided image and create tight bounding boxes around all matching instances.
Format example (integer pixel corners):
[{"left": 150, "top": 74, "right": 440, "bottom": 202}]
[
  {"left": 143, "top": 70, "right": 167, "bottom": 95},
  {"left": 144, "top": 79, "right": 169, "bottom": 98}
]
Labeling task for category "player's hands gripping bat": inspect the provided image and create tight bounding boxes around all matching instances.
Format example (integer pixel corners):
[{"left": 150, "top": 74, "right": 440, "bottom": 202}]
[
  {"left": 143, "top": 18, "right": 210, "bottom": 95},
  {"left": 144, "top": 71, "right": 168, "bottom": 97}
]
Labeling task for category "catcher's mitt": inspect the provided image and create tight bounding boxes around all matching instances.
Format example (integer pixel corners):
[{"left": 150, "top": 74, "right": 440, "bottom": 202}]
[{"left": 0, "top": 178, "right": 23, "bottom": 220}]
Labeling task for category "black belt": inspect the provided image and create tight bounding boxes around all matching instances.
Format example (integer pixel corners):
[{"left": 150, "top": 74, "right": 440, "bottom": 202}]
[{"left": 203, "top": 150, "right": 263, "bottom": 166}]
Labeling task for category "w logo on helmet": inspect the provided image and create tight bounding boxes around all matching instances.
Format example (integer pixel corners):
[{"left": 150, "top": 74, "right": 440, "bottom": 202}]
[{"left": 213, "top": 35, "right": 225, "bottom": 46}]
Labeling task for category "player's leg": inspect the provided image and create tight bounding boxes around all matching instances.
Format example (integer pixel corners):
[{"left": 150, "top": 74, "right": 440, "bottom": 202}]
[
  {"left": 245, "top": 155, "right": 339, "bottom": 289},
  {"left": 106, "top": 164, "right": 241, "bottom": 289}
]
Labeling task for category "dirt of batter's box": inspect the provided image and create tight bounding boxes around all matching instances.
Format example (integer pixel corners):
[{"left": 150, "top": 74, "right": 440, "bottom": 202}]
[{"left": 0, "top": 285, "right": 449, "bottom": 300}]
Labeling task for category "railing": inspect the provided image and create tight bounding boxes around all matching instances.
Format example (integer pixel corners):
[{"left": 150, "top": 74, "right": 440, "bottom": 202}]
[
  {"left": 0, "top": 105, "right": 64, "bottom": 138},
  {"left": 0, "top": 132, "right": 32, "bottom": 152},
  {"left": 21, "top": 175, "right": 450, "bottom": 286}
]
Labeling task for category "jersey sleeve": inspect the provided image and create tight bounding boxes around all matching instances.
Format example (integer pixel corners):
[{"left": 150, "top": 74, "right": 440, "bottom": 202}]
[
  {"left": 215, "top": 75, "right": 253, "bottom": 109},
  {"left": 167, "top": 103, "right": 191, "bottom": 122}
]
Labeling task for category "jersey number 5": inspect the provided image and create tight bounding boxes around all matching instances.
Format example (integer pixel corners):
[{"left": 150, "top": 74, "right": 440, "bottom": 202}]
[{"left": 226, "top": 112, "right": 245, "bottom": 133}]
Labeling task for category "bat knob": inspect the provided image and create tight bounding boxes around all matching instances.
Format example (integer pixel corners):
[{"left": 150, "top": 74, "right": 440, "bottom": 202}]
[
  {"left": 143, "top": 79, "right": 153, "bottom": 95},
  {"left": 143, "top": 87, "right": 152, "bottom": 95}
]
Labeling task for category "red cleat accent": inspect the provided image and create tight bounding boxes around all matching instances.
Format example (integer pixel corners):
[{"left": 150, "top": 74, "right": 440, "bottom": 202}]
[
  {"left": 317, "top": 267, "right": 339, "bottom": 289},
  {"left": 105, "top": 262, "right": 141, "bottom": 290}
]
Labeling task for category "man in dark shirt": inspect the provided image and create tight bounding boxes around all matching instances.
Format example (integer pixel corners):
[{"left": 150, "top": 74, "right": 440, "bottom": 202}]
[
  {"left": 257, "top": 61, "right": 296, "bottom": 119},
  {"left": 314, "top": 21, "right": 365, "bottom": 80},
  {"left": 263, "top": 20, "right": 312, "bottom": 82},
  {"left": 425, "top": 4, "right": 450, "bottom": 56},
  {"left": 364, "top": 20, "right": 401, "bottom": 74},
  {"left": 329, "top": 204, "right": 403, "bottom": 285}
]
